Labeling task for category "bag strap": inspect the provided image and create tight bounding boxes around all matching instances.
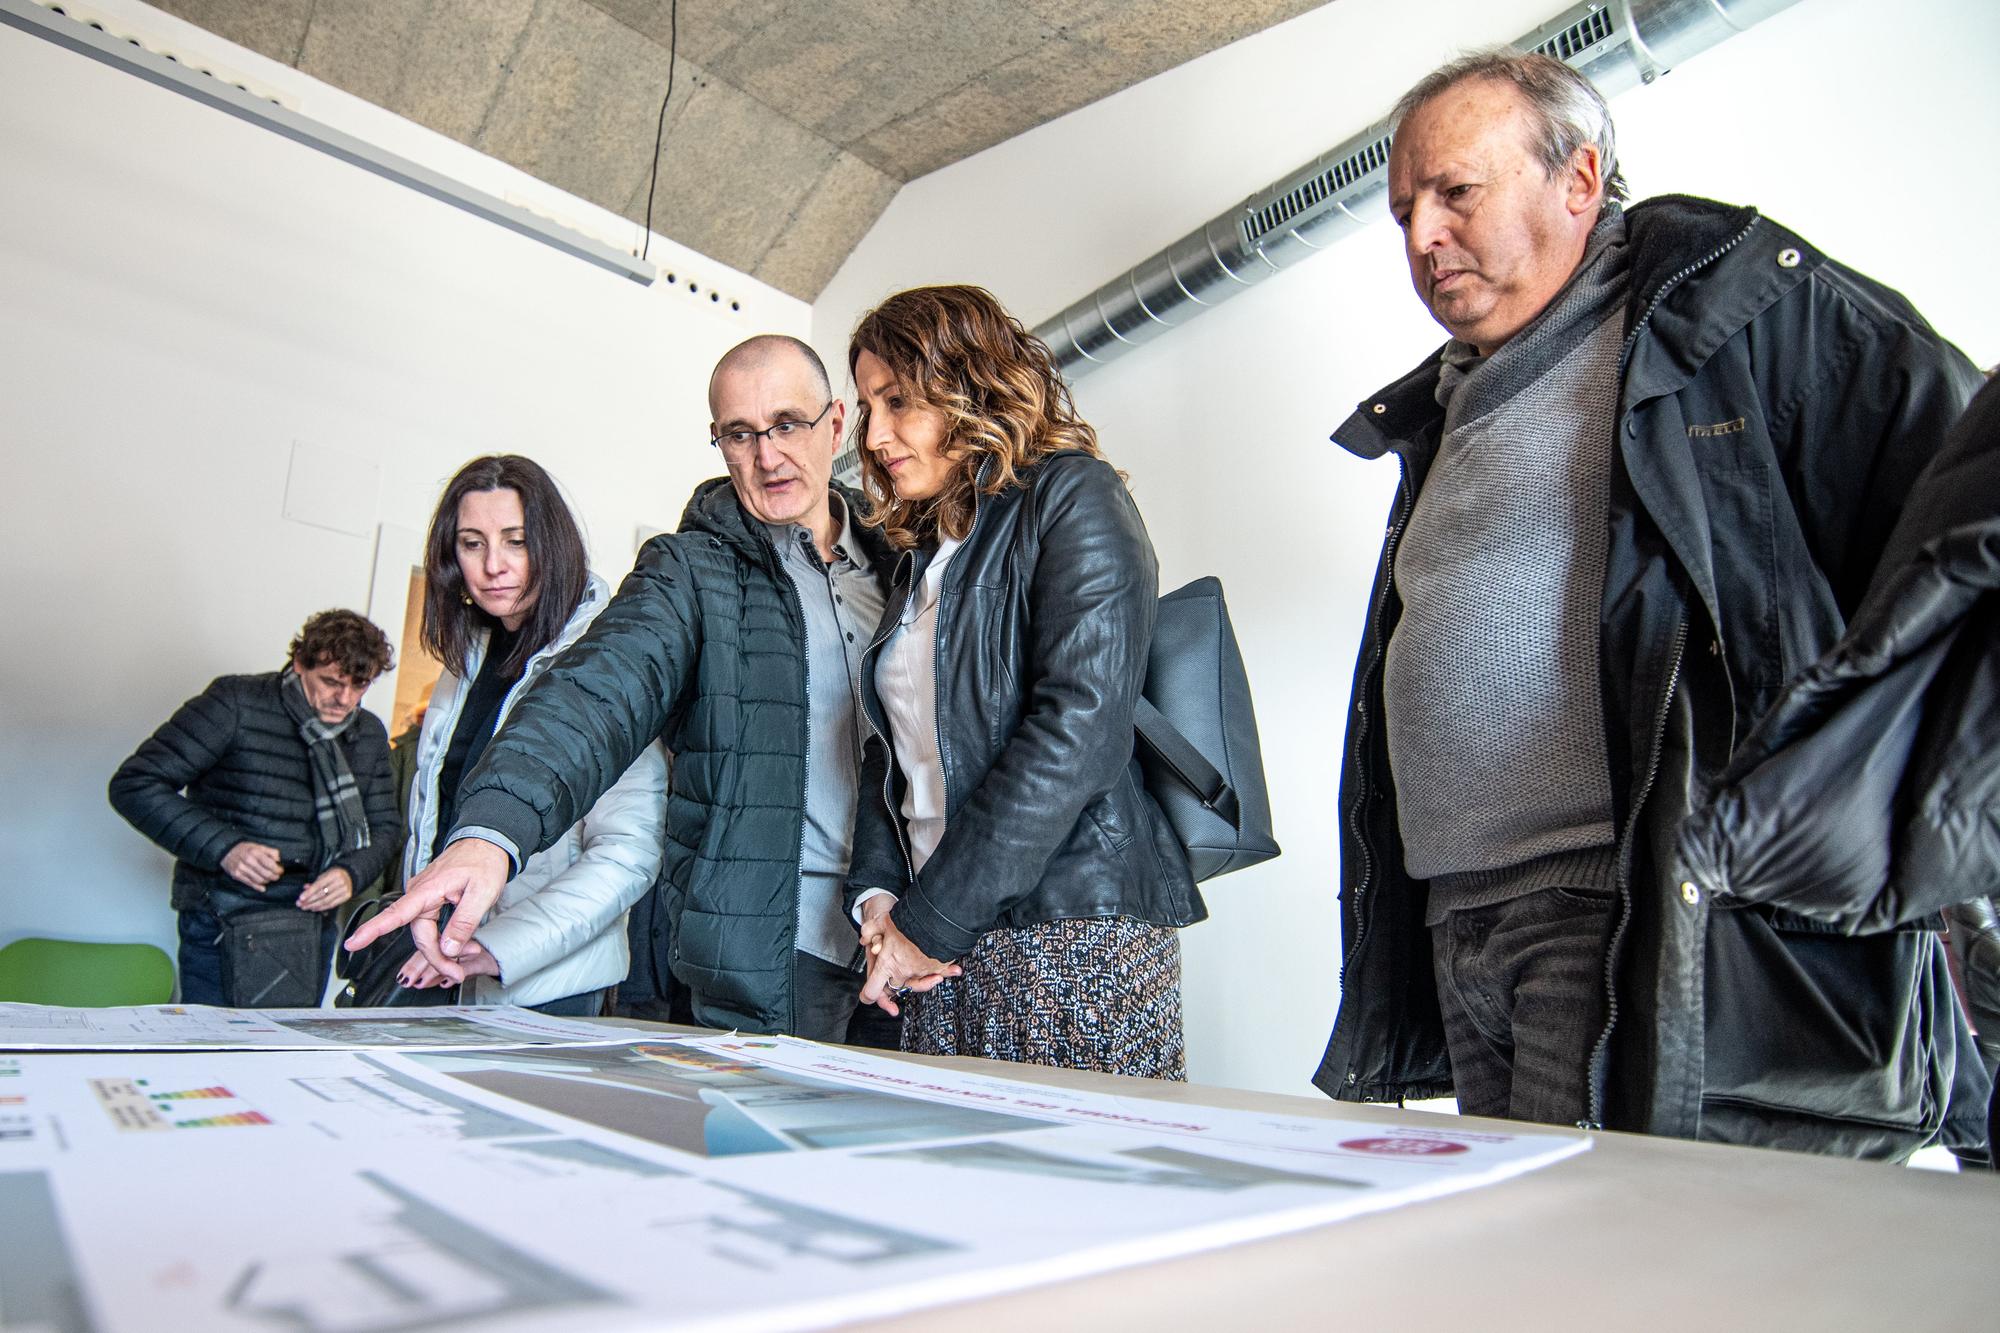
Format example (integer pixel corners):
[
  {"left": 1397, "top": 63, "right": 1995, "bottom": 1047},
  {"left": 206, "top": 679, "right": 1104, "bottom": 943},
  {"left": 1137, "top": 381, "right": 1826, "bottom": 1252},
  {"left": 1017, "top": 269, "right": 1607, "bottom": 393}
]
[{"left": 1134, "top": 697, "right": 1242, "bottom": 829}]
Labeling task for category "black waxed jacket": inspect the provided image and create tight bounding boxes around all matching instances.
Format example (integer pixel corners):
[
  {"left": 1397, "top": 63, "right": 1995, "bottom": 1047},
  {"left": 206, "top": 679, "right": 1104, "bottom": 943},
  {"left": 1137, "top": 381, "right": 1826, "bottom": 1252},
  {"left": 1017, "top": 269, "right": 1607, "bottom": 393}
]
[
  {"left": 451, "top": 479, "right": 894, "bottom": 1034},
  {"left": 1313, "top": 196, "right": 1987, "bottom": 1157},
  {"left": 846, "top": 452, "right": 1206, "bottom": 961},
  {"left": 109, "top": 670, "right": 400, "bottom": 911},
  {"left": 1678, "top": 375, "right": 2000, "bottom": 933}
]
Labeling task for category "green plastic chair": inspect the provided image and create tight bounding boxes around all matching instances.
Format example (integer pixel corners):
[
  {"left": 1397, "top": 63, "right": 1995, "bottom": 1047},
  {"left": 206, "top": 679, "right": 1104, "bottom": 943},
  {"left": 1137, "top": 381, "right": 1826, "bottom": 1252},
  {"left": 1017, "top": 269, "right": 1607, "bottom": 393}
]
[{"left": 0, "top": 938, "right": 177, "bottom": 1006}]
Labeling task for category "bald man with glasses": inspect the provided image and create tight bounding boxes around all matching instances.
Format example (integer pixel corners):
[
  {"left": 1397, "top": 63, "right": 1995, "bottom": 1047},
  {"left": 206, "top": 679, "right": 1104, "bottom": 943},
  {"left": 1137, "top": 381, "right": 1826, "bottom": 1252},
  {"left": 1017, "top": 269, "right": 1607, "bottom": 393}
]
[{"left": 351, "top": 335, "right": 898, "bottom": 1044}]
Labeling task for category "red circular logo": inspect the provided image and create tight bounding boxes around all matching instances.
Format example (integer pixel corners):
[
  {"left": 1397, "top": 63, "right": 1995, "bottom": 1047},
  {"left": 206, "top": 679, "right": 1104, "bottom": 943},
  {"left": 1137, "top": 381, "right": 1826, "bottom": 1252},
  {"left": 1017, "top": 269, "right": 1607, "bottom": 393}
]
[{"left": 1338, "top": 1137, "right": 1471, "bottom": 1156}]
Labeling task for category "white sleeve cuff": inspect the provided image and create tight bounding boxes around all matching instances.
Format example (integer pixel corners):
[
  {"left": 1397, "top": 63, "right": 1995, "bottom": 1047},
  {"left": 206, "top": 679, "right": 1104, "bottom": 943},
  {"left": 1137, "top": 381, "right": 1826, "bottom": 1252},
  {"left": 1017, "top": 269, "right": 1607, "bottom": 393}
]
[{"left": 850, "top": 887, "right": 898, "bottom": 925}]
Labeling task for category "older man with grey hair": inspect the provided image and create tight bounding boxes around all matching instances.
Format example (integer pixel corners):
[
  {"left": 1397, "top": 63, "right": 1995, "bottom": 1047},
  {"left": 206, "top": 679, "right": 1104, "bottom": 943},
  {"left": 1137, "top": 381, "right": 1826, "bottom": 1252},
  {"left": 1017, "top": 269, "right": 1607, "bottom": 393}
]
[{"left": 1313, "top": 50, "right": 1992, "bottom": 1158}]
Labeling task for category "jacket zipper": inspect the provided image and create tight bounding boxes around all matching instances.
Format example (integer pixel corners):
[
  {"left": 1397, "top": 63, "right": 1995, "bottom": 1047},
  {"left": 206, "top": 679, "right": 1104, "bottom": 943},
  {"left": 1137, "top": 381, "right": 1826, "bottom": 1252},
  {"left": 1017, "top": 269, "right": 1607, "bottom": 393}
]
[
  {"left": 1584, "top": 617, "right": 1687, "bottom": 1130},
  {"left": 1572, "top": 217, "right": 1762, "bottom": 1126},
  {"left": 1337, "top": 461, "right": 1416, "bottom": 1002},
  {"left": 1616, "top": 217, "right": 1760, "bottom": 748},
  {"left": 1616, "top": 217, "right": 1757, "bottom": 370},
  {"left": 772, "top": 538, "right": 810, "bottom": 1032}
]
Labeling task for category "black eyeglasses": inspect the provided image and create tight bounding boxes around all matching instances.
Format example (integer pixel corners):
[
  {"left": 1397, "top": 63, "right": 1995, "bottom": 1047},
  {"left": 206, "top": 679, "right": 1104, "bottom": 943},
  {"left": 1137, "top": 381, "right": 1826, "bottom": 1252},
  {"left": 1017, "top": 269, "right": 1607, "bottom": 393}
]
[{"left": 710, "top": 400, "right": 834, "bottom": 458}]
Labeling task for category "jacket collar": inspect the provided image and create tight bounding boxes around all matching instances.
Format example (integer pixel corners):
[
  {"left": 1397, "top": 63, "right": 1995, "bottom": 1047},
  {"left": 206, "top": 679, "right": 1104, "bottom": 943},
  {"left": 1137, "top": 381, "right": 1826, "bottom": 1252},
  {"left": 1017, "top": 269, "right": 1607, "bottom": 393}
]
[
  {"left": 1332, "top": 352, "right": 1452, "bottom": 466},
  {"left": 677, "top": 475, "right": 897, "bottom": 575},
  {"left": 459, "top": 571, "right": 611, "bottom": 725},
  {"left": 1619, "top": 195, "right": 1813, "bottom": 405},
  {"left": 1330, "top": 196, "right": 1811, "bottom": 455}
]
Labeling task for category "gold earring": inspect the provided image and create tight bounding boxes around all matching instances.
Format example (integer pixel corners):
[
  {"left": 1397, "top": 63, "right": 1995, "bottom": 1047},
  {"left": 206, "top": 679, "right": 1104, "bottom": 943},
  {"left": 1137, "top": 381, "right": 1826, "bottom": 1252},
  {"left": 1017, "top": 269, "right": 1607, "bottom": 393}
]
[{"left": 461, "top": 592, "right": 473, "bottom": 605}]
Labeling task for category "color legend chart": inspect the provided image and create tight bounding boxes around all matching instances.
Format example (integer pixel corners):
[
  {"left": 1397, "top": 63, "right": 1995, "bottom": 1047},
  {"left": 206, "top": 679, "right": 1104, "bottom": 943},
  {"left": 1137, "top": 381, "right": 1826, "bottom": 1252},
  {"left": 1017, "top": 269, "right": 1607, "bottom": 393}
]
[{"left": 89, "top": 1077, "right": 272, "bottom": 1131}]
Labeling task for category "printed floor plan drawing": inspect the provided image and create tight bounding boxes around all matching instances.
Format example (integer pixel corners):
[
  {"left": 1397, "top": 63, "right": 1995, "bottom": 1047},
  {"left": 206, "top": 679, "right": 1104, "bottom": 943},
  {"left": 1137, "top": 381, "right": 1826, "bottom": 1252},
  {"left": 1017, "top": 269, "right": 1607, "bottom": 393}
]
[
  {"left": 0, "top": 1014, "right": 1590, "bottom": 1332},
  {"left": 222, "top": 1172, "right": 623, "bottom": 1333}
]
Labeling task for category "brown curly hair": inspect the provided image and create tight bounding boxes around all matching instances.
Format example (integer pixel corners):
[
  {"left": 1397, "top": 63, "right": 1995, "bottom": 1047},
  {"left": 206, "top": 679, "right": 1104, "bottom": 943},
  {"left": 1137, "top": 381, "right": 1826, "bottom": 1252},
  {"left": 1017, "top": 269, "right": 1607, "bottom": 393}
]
[
  {"left": 847, "top": 285, "right": 1101, "bottom": 549},
  {"left": 289, "top": 609, "right": 394, "bottom": 683}
]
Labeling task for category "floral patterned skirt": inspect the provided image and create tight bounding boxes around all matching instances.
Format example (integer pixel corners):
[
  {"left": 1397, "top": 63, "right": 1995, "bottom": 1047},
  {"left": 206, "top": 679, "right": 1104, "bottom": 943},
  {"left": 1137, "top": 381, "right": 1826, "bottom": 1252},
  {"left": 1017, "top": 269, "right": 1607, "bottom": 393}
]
[{"left": 902, "top": 916, "right": 1186, "bottom": 1080}]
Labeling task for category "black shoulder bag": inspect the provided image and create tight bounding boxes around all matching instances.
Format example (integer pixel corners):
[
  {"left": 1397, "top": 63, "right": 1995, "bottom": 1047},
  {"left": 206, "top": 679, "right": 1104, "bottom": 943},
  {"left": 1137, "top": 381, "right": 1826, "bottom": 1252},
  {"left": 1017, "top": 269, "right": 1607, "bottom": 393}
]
[
  {"left": 1134, "top": 577, "right": 1281, "bottom": 881},
  {"left": 211, "top": 884, "right": 329, "bottom": 1008},
  {"left": 332, "top": 897, "right": 459, "bottom": 1007}
]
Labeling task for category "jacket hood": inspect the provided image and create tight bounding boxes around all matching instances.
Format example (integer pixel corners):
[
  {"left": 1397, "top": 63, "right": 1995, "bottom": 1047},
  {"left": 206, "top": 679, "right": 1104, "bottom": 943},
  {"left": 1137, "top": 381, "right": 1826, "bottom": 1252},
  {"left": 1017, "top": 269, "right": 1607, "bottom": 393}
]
[{"left": 678, "top": 476, "right": 764, "bottom": 553}]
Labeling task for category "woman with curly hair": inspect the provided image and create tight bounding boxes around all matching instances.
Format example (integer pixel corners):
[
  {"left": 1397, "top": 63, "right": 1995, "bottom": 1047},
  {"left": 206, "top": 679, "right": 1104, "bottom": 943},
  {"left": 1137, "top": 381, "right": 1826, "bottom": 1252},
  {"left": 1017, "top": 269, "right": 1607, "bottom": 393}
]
[{"left": 845, "top": 284, "right": 1205, "bottom": 1078}]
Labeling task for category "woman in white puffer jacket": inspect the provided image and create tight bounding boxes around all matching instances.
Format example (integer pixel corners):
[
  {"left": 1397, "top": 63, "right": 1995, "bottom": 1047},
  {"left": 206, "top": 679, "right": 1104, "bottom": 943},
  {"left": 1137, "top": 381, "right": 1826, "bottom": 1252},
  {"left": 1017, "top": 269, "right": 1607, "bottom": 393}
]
[{"left": 395, "top": 455, "right": 666, "bottom": 1014}]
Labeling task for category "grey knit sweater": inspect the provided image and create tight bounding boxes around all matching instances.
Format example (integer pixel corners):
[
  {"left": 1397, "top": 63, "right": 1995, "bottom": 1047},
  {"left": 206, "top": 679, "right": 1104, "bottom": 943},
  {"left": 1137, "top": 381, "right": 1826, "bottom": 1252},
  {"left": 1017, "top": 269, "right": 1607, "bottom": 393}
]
[{"left": 1384, "top": 213, "right": 1630, "bottom": 921}]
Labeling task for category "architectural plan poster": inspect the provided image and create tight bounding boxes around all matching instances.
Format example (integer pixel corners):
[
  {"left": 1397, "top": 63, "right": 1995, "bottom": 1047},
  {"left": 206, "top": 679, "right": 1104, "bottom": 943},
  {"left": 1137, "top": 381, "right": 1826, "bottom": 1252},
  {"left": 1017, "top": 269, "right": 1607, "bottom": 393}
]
[
  {"left": 0, "top": 1039, "right": 1589, "bottom": 1332},
  {"left": 0, "top": 1002, "right": 663, "bottom": 1050}
]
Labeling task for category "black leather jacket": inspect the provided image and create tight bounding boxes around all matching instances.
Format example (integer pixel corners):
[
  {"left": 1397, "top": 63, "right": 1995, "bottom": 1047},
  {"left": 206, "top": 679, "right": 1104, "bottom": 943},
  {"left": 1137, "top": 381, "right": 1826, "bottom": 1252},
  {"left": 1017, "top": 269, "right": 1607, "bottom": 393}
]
[{"left": 847, "top": 452, "right": 1206, "bottom": 961}]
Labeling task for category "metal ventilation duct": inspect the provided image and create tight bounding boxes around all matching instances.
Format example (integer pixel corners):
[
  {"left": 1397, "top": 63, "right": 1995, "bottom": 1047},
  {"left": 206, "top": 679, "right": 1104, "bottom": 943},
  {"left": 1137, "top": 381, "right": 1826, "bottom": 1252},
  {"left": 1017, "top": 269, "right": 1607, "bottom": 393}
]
[{"left": 1035, "top": 0, "right": 1805, "bottom": 377}]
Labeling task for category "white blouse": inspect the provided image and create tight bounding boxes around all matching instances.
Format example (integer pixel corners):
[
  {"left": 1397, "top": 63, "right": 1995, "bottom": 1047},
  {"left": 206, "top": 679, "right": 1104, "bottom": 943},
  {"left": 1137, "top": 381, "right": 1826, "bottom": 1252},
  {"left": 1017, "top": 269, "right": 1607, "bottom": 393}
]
[{"left": 876, "top": 533, "right": 964, "bottom": 873}]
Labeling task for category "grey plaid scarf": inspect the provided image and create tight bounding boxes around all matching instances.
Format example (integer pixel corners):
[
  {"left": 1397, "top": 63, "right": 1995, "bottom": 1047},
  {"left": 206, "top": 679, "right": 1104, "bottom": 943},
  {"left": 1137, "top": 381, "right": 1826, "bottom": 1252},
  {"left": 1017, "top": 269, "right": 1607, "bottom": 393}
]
[{"left": 280, "top": 666, "right": 371, "bottom": 871}]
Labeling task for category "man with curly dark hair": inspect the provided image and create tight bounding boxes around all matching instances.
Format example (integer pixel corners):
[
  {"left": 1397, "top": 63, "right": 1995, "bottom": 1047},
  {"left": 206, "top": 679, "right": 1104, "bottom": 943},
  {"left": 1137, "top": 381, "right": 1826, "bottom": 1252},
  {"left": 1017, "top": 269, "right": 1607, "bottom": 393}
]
[{"left": 111, "top": 609, "right": 401, "bottom": 1004}]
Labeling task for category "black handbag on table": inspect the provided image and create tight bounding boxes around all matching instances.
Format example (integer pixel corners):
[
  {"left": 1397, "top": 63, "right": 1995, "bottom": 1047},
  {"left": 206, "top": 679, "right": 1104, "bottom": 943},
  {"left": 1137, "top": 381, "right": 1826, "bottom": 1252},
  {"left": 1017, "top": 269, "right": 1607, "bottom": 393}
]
[{"left": 1135, "top": 576, "right": 1281, "bottom": 882}]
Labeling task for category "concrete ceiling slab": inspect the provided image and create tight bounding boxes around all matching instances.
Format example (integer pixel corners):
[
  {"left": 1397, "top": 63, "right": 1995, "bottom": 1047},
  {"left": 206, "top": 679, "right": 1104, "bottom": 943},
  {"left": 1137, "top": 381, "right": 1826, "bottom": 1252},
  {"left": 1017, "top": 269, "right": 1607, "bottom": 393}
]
[
  {"left": 579, "top": 0, "right": 792, "bottom": 68},
  {"left": 629, "top": 71, "right": 840, "bottom": 276},
  {"left": 702, "top": 0, "right": 1057, "bottom": 148},
  {"left": 852, "top": 29, "right": 1130, "bottom": 181},
  {"left": 297, "top": 0, "right": 538, "bottom": 146},
  {"left": 151, "top": 0, "right": 313, "bottom": 64},
  {"left": 749, "top": 147, "right": 898, "bottom": 298},
  {"left": 475, "top": 0, "right": 674, "bottom": 223},
  {"left": 1076, "top": 0, "right": 1325, "bottom": 67},
  {"left": 142, "top": 1, "right": 1328, "bottom": 300}
]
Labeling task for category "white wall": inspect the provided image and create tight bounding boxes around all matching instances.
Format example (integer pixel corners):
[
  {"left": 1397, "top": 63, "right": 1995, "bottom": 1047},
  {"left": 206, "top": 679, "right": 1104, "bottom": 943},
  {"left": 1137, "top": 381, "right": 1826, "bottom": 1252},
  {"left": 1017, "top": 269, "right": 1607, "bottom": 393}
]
[
  {"left": 0, "top": 1, "right": 806, "bottom": 962},
  {"left": 814, "top": 0, "right": 2000, "bottom": 1097}
]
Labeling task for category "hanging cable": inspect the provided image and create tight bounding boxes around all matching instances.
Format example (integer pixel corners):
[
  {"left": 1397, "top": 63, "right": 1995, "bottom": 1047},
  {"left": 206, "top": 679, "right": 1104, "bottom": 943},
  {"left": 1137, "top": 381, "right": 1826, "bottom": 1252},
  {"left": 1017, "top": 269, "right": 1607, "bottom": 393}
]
[{"left": 639, "top": 0, "right": 678, "bottom": 263}]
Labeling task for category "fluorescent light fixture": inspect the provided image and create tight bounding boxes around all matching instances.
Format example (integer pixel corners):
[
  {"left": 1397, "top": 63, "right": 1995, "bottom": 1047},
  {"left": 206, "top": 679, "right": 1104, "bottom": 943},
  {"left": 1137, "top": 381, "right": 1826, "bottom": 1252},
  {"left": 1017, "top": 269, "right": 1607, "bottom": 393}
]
[{"left": 1, "top": 0, "right": 656, "bottom": 286}]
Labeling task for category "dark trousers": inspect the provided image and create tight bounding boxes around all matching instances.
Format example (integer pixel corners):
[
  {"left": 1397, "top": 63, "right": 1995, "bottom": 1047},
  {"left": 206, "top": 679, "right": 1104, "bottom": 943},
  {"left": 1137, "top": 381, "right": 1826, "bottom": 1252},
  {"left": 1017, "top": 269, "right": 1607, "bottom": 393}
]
[
  {"left": 1431, "top": 886, "right": 1616, "bottom": 1127},
  {"left": 793, "top": 950, "right": 902, "bottom": 1050},
  {"left": 175, "top": 904, "right": 226, "bottom": 1006}
]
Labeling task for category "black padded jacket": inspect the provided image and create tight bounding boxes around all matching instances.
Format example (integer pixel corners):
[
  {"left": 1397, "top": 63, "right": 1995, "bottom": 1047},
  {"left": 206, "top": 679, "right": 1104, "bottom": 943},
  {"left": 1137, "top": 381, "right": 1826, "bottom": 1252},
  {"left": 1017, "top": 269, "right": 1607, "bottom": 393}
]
[
  {"left": 449, "top": 479, "right": 894, "bottom": 1034},
  {"left": 109, "top": 670, "right": 399, "bottom": 911},
  {"left": 1314, "top": 196, "right": 1987, "bottom": 1157},
  {"left": 845, "top": 452, "right": 1206, "bottom": 962}
]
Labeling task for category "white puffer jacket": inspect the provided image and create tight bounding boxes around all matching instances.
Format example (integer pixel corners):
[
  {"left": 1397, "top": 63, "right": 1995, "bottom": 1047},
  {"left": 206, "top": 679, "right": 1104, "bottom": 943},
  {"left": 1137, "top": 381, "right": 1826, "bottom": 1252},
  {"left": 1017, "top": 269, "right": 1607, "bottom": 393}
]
[{"left": 404, "top": 573, "right": 667, "bottom": 1007}]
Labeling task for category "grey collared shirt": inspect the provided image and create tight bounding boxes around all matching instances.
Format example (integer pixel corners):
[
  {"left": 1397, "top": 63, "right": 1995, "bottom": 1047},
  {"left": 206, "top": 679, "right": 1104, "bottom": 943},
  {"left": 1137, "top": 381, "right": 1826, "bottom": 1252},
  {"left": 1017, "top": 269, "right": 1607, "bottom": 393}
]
[{"left": 765, "top": 496, "right": 887, "bottom": 964}]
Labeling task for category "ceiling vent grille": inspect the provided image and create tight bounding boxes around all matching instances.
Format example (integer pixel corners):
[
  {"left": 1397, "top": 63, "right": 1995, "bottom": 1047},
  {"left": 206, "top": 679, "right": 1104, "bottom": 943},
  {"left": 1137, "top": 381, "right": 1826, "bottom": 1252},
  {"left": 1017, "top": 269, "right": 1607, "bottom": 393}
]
[
  {"left": 1532, "top": 6, "right": 1615, "bottom": 61},
  {"left": 1244, "top": 136, "right": 1389, "bottom": 249}
]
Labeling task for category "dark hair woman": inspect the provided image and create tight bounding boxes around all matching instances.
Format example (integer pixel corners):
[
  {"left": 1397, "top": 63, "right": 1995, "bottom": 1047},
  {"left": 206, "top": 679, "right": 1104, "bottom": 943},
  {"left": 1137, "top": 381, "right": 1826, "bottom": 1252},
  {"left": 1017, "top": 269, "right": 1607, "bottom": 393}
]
[
  {"left": 844, "top": 285, "right": 1205, "bottom": 1077},
  {"left": 395, "top": 455, "right": 667, "bottom": 1014}
]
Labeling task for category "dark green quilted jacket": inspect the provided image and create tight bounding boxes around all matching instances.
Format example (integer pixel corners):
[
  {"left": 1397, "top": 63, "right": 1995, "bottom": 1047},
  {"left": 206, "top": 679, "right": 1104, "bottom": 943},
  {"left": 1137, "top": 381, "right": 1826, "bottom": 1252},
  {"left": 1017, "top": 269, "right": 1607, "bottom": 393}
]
[{"left": 452, "top": 478, "right": 889, "bottom": 1032}]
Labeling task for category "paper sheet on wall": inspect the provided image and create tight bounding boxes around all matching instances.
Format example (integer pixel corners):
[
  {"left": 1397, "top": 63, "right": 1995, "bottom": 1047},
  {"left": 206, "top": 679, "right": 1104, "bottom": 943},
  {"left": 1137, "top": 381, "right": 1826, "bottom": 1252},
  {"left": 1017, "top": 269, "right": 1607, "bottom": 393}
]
[
  {"left": 0, "top": 1032, "right": 1589, "bottom": 1332},
  {"left": 0, "top": 1002, "right": 662, "bottom": 1050}
]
